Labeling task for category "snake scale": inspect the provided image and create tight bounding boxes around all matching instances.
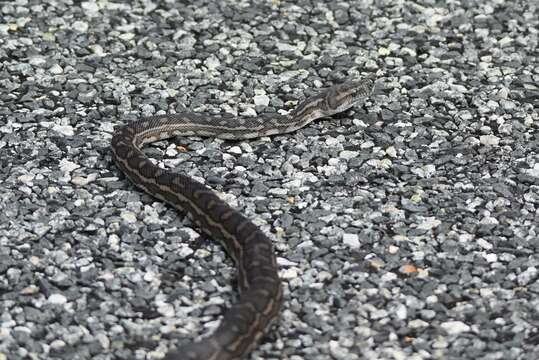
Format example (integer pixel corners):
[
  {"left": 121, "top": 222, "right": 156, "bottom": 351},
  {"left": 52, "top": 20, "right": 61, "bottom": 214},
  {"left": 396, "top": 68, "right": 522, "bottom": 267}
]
[{"left": 110, "top": 77, "right": 374, "bottom": 360}]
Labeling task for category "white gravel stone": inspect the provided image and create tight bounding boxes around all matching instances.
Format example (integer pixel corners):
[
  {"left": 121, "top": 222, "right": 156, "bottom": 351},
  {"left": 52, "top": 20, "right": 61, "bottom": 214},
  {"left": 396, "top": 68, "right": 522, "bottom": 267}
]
[
  {"left": 268, "top": 188, "right": 287, "bottom": 196},
  {"left": 48, "top": 293, "right": 67, "bottom": 305},
  {"left": 96, "top": 333, "right": 110, "bottom": 350},
  {"left": 366, "top": 158, "right": 392, "bottom": 169},
  {"left": 49, "top": 64, "right": 63, "bottom": 74},
  {"left": 204, "top": 55, "right": 220, "bottom": 70},
  {"left": 178, "top": 246, "right": 194, "bottom": 258},
  {"left": 440, "top": 320, "right": 470, "bottom": 335},
  {"left": 277, "top": 258, "right": 298, "bottom": 267},
  {"left": 228, "top": 146, "right": 242, "bottom": 154},
  {"left": 498, "top": 36, "right": 512, "bottom": 46},
  {"left": 394, "top": 303, "right": 407, "bottom": 320},
  {"left": 254, "top": 94, "right": 270, "bottom": 106},
  {"left": 72, "top": 20, "right": 89, "bottom": 32},
  {"left": 409, "top": 319, "right": 429, "bottom": 328},
  {"left": 517, "top": 266, "right": 537, "bottom": 285},
  {"left": 59, "top": 159, "right": 80, "bottom": 173},
  {"left": 89, "top": 44, "right": 106, "bottom": 56},
  {"left": 381, "top": 272, "right": 397, "bottom": 282},
  {"left": 17, "top": 174, "right": 34, "bottom": 185},
  {"left": 281, "top": 268, "right": 299, "bottom": 279},
  {"left": 361, "top": 140, "right": 374, "bottom": 148},
  {"left": 120, "top": 211, "right": 137, "bottom": 223},
  {"left": 480, "top": 134, "right": 500, "bottom": 146},
  {"left": 50, "top": 339, "right": 66, "bottom": 350},
  {"left": 276, "top": 42, "right": 299, "bottom": 52},
  {"left": 53, "top": 124, "right": 74, "bottom": 136},
  {"left": 378, "top": 47, "right": 391, "bottom": 56},
  {"left": 81, "top": 1, "right": 100, "bottom": 15},
  {"left": 386, "top": 146, "right": 397, "bottom": 157},
  {"left": 325, "top": 137, "right": 340, "bottom": 147},
  {"left": 371, "top": 309, "right": 388, "bottom": 320},
  {"left": 417, "top": 217, "right": 441, "bottom": 230},
  {"left": 240, "top": 143, "right": 253, "bottom": 152},
  {"left": 157, "top": 303, "right": 175, "bottom": 317},
  {"left": 29, "top": 56, "right": 46, "bottom": 66},
  {"left": 412, "top": 164, "right": 436, "bottom": 178},
  {"left": 476, "top": 238, "right": 493, "bottom": 250},
  {"left": 71, "top": 173, "right": 98, "bottom": 186},
  {"left": 342, "top": 233, "right": 360, "bottom": 249},
  {"left": 483, "top": 253, "right": 497, "bottom": 263},
  {"left": 524, "top": 164, "right": 539, "bottom": 178},
  {"left": 283, "top": 179, "right": 301, "bottom": 189},
  {"left": 339, "top": 150, "right": 359, "bottom": 160}
]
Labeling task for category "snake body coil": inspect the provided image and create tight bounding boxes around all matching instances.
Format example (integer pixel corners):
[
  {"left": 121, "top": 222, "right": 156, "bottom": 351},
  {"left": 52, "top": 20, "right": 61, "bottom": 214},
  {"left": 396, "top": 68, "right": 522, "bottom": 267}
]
[{"left": 111, "top": 78, "right": 374, "bottom": 360}]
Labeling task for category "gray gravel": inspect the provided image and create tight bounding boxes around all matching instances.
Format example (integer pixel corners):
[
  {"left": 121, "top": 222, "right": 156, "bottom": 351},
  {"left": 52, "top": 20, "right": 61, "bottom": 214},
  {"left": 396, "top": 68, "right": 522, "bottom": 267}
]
[{"left": 1, "top": 0, "right": 539, "bottom": 359}]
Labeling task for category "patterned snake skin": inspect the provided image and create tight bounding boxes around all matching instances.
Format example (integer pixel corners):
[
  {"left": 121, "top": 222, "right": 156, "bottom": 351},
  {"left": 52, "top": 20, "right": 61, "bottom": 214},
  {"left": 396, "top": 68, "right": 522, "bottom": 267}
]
[{"left": 110, "top": 77, "right": 374, "bottom": 360}]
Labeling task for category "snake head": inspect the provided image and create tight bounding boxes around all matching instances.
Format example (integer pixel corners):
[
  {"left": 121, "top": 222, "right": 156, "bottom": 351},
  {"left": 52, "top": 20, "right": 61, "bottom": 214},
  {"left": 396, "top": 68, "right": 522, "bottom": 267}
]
[
  {"left": 288, "top": 76, "right": 375, "bottom": 121},
  {"left": 325, "top": 76, "right": 375, "bottom": 114}
]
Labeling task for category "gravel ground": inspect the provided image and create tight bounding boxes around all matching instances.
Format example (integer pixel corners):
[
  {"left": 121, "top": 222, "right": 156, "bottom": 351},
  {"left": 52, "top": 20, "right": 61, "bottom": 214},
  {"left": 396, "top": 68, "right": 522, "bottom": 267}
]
[{"left": 1, "top": 0, "right": 539, "bottom": 359}]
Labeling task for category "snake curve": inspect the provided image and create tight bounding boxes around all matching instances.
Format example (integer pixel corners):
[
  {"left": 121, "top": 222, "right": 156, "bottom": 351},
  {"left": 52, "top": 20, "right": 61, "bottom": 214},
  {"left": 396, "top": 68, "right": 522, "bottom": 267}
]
[{"left": 110, "top": 77, "right": 374, "bottom": 360}]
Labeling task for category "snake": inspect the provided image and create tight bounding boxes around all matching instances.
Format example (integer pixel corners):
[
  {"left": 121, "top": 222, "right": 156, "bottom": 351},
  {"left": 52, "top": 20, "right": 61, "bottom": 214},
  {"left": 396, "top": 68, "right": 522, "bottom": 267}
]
[{"left": 110, "top": 77, "right": 374, "bottom": 360}]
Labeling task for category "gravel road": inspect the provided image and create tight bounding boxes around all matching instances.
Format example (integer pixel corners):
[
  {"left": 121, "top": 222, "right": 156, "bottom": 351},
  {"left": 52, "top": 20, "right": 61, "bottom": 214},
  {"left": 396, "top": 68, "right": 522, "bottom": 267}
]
[{"left": 1, "top": 1, "right": 538, "bottom": 359}]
